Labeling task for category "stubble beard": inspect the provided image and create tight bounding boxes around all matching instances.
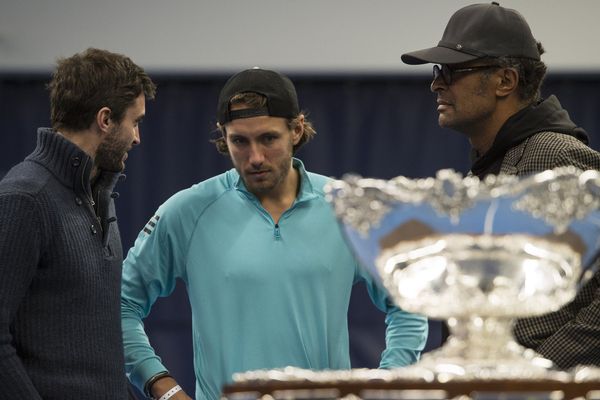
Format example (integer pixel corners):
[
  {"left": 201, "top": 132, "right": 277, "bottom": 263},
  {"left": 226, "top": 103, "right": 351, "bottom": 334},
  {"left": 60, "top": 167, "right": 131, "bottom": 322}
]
[
  {"left": 239, "top": 146, "right": 294, "bottom": 197},
  {"left": 440, "top": 75, "right": 493, "bottom": 136},
  {"left": 95, "top": 125, "right": 128, "bottom": 172}
]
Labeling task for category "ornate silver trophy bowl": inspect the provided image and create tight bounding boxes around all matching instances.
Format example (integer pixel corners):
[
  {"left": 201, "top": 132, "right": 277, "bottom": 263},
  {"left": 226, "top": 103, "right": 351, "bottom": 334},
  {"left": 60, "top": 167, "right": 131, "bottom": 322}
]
[{"left": 326, "top": 167, "right": 600, "bottom": 380}]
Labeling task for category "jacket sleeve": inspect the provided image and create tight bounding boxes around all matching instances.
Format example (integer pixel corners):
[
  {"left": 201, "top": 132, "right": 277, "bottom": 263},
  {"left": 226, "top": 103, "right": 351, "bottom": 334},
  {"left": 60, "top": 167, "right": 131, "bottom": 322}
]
[
  {"left": 516, "top": 272, "right": 600, "bottom": 369},
  {"left": 517, "top": 139, "right": 600, "bottom": 367},
  {"left": 356, "top": 264, "right": 428, "bottom": 368},
  {"left": 121, "top": 205, "right": 187, "bottom": 393},
  {"left": 0, "top": 193, "right": 44, "bottom": 399}
]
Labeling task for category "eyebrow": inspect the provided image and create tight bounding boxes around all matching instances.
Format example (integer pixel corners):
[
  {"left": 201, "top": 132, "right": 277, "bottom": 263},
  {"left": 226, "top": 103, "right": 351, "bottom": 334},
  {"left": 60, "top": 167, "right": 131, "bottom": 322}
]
[{"left": 228, "top": 130, "right": 280, "bottom": 137}]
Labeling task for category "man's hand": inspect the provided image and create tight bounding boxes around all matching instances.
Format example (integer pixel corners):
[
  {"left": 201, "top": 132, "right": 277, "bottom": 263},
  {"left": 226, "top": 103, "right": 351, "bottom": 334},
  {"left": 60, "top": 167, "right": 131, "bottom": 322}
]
[{"left": 151, "top": 376, "right": 193, "bottom": 400}]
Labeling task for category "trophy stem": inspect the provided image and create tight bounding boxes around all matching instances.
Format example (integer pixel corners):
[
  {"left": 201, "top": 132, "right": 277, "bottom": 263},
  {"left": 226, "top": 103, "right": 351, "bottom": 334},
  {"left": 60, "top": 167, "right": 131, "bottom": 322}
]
[
  {"left": 446, "top": 316, "right": 519, "bottom": 360},
  {"left": 406, "top": 316, "right": 556, "bottom": 379}
]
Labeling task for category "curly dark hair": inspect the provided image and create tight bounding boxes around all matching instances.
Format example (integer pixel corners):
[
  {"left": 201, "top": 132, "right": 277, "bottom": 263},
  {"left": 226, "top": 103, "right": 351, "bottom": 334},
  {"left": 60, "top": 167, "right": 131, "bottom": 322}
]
[
  {"left": 482, "top": 42, "right": 547, "bottom": 103},
  {"left": 48, "top": 48, "right": 156, "bottom": 132}
]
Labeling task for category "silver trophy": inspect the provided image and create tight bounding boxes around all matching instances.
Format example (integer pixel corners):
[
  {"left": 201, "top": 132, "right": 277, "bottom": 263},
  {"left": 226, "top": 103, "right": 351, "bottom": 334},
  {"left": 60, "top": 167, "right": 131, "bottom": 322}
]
[{"left": 326, "top": 167, "right": 600, "bottom": 380}]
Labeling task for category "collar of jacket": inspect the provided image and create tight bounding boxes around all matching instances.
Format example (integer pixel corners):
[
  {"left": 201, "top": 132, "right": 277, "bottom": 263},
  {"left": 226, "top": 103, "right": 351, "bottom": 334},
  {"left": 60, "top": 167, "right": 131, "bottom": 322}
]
[
  {"left": 470, "top": 95, "right": 589, "bottom": 179},
  {"left": 26, "top": 128, "right": 121, "bottom": 203}
]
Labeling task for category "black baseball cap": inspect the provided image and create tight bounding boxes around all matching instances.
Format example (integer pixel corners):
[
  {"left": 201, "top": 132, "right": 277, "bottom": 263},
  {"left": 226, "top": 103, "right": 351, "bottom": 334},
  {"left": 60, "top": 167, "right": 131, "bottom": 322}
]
[
  {"left": 401, "top": 2, "right": 540, "bottom": 65},
  {"left": 217, "top": 67, "right": 300, "bottom": 125}
]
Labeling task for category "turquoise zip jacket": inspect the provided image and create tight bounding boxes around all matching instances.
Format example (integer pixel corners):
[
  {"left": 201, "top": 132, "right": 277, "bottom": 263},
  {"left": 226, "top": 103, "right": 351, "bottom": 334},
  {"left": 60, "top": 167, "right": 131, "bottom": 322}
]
[{"left": 121, "top": 159, "right": 428, "bottom": 400}]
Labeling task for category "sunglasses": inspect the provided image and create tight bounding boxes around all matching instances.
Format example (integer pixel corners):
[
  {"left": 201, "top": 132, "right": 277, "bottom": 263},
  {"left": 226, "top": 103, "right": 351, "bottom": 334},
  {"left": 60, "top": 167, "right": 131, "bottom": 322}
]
[{"left": 433, "top": 64, "right": 501, "bottom": 86}]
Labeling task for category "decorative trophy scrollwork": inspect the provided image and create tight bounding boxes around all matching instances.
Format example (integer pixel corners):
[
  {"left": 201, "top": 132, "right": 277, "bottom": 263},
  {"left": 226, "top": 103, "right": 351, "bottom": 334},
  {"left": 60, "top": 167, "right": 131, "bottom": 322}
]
[{"left": 324, "top": 167, "right": 600, "bottom": 380}]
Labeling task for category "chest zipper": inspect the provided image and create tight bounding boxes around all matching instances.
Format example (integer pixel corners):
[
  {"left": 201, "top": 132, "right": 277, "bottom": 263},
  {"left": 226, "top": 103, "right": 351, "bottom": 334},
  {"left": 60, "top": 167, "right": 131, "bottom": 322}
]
[
  {"left": 274, "top": 224, "right": 282, "bottom": 241},
  {"left": 79, "top": 158, "right": 103, "bottom": 237},
  {"left": 80, "top": 157, "right": 96, "bottom": 207}
]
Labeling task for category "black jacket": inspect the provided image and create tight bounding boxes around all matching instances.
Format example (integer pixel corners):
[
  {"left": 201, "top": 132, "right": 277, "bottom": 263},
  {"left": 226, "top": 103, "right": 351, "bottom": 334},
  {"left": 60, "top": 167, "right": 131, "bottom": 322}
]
[{"left": 470, "top": 95, "right": 589, "bottom": 178}]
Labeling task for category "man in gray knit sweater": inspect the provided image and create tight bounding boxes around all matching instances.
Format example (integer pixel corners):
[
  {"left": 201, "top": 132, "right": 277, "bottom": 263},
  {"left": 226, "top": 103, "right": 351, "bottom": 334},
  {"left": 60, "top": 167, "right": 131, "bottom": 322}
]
[{"left": 0, "top": 48, "right": 155, "bottom": 399}]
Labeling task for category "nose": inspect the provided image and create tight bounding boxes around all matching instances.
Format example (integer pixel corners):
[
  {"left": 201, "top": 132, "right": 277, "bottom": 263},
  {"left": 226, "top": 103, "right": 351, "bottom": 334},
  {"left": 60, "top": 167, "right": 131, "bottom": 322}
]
[
  {"left": 248, "top": 142, "right": 264, "bottom": 167},
  {"left": 132, "top": 126, "right": 141, "bottom": 146},
  {"left": 430, "top": 74, "right": 446, "bottom": 93}
]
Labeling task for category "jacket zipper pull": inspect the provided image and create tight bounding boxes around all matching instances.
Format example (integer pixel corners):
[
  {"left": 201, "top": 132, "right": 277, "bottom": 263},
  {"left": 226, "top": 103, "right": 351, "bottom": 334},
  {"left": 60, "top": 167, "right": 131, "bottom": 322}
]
[{"left": 274, "top": 224, "right": 281, "bottom": 240}]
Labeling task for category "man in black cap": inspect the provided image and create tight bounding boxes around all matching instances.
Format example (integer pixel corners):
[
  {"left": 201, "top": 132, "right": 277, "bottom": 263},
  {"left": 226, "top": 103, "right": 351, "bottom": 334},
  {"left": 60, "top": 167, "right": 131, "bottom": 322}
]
[
  {"left": 402, "top": 2, "right": 600, "bottom": 369},
  {"left": 120, "top": 67, "right": 428, "bottom": 400}
]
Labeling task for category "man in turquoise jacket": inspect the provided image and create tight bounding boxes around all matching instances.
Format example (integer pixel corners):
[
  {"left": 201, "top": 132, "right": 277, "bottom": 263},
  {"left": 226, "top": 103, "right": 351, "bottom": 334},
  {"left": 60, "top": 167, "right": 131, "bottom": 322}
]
[{"left": 121, "top": 68, "right": 428, "bottom": 400}]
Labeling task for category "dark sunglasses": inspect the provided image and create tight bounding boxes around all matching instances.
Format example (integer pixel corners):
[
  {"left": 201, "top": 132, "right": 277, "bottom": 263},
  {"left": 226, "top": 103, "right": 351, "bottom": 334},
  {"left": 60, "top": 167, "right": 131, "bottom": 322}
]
[{"left": 433, "top": 64, "right": 501, "bottom": 86}]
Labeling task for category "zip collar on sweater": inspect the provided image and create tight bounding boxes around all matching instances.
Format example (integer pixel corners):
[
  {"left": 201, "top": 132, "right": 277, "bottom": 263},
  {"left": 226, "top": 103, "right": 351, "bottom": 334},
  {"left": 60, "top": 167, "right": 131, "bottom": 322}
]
[
  {"left": 233, "top": 158, "right": 319, "bottom": 205},
  {"left": 26, "top": 128, "right": 123, "bottom": 209}
]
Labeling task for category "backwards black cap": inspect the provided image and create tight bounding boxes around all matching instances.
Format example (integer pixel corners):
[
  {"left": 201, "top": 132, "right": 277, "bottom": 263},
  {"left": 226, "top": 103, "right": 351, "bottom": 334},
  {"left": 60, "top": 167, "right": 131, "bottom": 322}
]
[
  {"left": 217, "top": 67, "right": 300, "bottom": 125},
  {"left": 401, "top": 2, "right": 540, "bottom": 65}
]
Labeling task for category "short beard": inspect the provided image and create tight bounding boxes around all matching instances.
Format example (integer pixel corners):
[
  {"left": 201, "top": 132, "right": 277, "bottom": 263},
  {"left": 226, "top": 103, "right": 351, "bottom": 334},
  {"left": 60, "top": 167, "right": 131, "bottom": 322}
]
[{"left": 95, "top": 125, "right": 127, "bottom": 172}]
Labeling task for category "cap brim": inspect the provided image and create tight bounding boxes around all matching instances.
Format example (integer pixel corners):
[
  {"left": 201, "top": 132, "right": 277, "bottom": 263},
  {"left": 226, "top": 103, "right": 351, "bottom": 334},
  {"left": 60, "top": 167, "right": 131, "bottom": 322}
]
[{"left": 401, "top": 46, "right": 480, "bottom": 65}]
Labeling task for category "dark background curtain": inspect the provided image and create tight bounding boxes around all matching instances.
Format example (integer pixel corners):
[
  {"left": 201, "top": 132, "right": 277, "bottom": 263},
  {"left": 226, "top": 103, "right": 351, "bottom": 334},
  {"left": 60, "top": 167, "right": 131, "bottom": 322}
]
[{"left": 2, "top": 72, "right": 600, "bottom": 395}]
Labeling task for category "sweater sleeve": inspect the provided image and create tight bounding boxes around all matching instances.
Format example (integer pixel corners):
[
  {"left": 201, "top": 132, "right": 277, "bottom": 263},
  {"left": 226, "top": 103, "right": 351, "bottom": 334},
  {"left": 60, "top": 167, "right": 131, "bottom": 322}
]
[
  {"left": 121, "top": 203, "right": 188, "bottom": 393},
  {"left": 0, "top": 193, "right": 44, "bottom": 399},
  {"left": 357, "top": 266, "right": 428, "bottom": 368}
]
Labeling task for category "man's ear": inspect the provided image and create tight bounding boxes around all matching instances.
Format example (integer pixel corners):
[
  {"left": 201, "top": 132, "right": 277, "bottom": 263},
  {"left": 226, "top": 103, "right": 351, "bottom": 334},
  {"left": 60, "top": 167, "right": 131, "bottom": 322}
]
[
  {"left": 496, "top": 67, "right": 519, "bottom": 98},
  {"left": 96, "top": 107, "right": 112, "bottom": 134}
]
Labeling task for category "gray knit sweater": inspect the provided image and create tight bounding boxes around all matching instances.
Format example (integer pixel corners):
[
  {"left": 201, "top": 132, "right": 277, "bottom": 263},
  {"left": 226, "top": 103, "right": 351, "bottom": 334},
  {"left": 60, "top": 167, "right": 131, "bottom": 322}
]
[{"left": 0, "top": 128, "right": 128, "bottom": 399}]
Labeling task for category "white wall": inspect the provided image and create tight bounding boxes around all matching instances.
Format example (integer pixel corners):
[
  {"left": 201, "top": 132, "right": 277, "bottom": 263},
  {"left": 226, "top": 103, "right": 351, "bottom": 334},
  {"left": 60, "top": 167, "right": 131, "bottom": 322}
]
[{"left": 0, "top": 0, "right": 598, "bottom": 74}]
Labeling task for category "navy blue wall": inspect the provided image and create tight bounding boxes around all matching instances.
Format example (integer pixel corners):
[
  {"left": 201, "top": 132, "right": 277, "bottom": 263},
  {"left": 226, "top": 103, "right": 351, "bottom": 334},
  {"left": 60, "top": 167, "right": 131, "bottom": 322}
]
[{"left": 2, "top": 73, "right": 600, "bottom": 396}]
